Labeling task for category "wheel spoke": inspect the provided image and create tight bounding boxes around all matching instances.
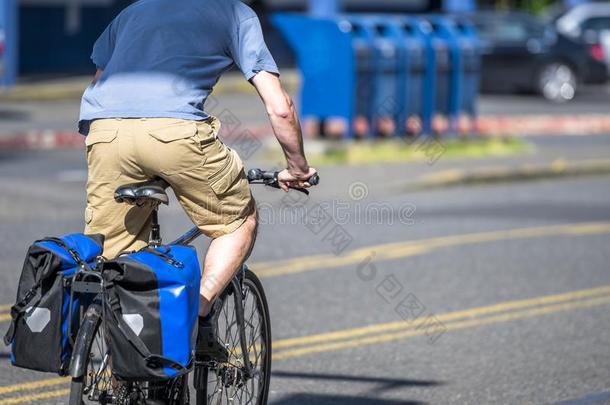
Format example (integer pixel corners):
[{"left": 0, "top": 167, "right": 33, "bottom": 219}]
[{"left": 203, "top": 272, "right": 270, "bottom": 405}]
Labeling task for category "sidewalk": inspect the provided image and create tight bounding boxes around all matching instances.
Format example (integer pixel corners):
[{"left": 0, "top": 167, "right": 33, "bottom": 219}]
[{"left": 298, "top": 135, "right": 610, "bottom": 198}]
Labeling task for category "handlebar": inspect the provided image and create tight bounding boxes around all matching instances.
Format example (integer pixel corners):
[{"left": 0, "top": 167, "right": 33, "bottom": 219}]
[{"left": 247, "top": 169, "right": 319, "bottom": 195}]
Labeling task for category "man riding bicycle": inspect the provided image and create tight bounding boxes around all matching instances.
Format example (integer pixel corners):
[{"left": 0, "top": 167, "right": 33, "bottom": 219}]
[{"left": 79, "top": 0, "right": 316, "bottom": 358}]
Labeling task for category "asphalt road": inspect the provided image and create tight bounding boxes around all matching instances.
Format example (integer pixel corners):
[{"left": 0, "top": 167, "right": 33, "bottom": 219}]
[{"left": 0, "top": 148, "right": 610, "bottom": 404}]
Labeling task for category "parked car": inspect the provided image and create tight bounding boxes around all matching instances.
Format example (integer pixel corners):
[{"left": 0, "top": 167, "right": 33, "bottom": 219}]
[
  {"left": 555, "top": 2, "right": 610, "bottom": 75},
  {"left": 465, "top": 11, "right": 607, "bottom": 102}
]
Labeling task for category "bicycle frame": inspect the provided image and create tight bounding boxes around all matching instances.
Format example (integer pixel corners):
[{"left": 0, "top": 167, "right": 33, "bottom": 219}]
[{"left": 170, "top": 226, "right": 203, "bottom": 246}]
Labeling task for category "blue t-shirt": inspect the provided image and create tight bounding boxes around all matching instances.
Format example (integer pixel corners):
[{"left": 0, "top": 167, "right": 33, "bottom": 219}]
[{"left": 79, "top": 0, "right": 278, "bottom": 134}]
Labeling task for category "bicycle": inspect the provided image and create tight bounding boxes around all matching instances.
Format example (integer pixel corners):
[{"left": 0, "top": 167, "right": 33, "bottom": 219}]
[{"left": 67, "top": 169, "right": 319, "bottom": 405}]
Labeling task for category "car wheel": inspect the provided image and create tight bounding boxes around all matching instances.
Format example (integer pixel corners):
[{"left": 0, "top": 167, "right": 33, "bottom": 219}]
[{"left": 537, "top": 62, "right": 577, "bottom": 103}]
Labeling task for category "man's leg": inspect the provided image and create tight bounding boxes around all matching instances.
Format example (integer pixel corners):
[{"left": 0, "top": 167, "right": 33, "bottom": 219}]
[
  {"left": 199, "top": 209, "right": 258, "bottom": 317},
  {"left": 84, "top": 119, "right": 152, "bottom": 258},
  {"left": 141, "top": 118, "right": 258, "bottom": 315}
]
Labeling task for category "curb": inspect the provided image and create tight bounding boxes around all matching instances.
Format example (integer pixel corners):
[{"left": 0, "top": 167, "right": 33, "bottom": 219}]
[
  {"left": 0, "top": 123, "right": 274, "bottom": 151},
  {"left": 478, "top": 115, "right": 610, "bottom": 136},
  {"left": 407, "top": 159, "right": 610, "bottom": 191},
  {"left": 0, "top": 131, "right": 85, "bottom": 150}
]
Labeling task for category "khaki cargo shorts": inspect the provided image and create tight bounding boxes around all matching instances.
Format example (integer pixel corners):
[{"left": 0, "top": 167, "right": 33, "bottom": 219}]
[{"left": 84, "top": 117, "right": 255, "bottom": 258}]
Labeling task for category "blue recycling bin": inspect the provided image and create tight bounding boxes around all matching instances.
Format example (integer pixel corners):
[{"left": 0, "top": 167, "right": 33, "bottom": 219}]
[
  {"left": 371, "top": 19, "right": 407, "bottom": 136},
  {"left": 453, "top": 19, "right": 480, "bottom": 119},
  {"left": 272, "top": 13, "right": 355, "bottom": 136},
  {"left": 396, "top": 17, "right": 435, "bottom": 136},
  {"left": 373, "top": 17, "right": 406, "bottom": 135},
  {"left": 348, "top": 18, "right": 377, "bottom": 136},
  {"left": 273, "top": 12, "right": 480, "bottom": 139},
  {"left": 427, "top": 17, "right": 460, "bottom": 130},
  {"left": 0, "top": 0, "right": 17, "bottom": 88},
  {"left": 347, "top": 17, "right": 407, "bottom": 136}
]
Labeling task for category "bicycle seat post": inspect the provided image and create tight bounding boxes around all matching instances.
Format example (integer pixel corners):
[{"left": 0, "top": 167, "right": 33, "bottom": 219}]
[
  {"left": 113, "top": 177, "right": 171, "bottom": 247},
  {"left": 150, "top": 206, "right": 162, "bottom": 247}
]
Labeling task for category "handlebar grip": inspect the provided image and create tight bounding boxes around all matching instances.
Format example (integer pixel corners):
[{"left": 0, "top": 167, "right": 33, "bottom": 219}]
[
  {"left": 247, "top": 168, "right": 319, "bottom": 189},
  {"left": 247, "top": 169, "right": 264, "bottom": 182}
]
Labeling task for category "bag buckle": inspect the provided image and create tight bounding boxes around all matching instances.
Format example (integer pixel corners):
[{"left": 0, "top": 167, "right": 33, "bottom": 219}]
[
  {"left": 23, "top": 290, "right": 36, "bottom": 302},
  {"left": 168, "top": 258, "right": 184, "bottom": 269}
]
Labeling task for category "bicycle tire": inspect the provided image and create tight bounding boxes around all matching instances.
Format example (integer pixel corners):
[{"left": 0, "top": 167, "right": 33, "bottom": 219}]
[
  {"left": 69, "top": 303, "right": 187, "bottom": 405},
  {"left": 196, "top": 268, "right": 272, "bottom": 405},
  {"left": 69, "top": 303, "right": 105, "bottom": 405}
]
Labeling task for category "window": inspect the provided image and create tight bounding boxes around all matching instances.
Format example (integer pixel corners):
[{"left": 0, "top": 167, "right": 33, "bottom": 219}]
[{"left": 581, "top": 17, "right": 610, "bottom": 43}]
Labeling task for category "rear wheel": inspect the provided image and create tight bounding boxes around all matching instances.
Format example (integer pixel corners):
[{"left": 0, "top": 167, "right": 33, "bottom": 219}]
[
  {"left": 196, "top": 268, "right": 272, "bottom": 405},
  {"left": 69, "top": 303, "right": 188, "bottom": 405},
  {"left": 69, "top": 303, "right": 115, "bottom": 405}
]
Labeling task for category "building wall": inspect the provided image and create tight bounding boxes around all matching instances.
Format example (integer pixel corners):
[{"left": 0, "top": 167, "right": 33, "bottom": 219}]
[
  {"left": 19, "top": 0, "right": 129, "bottom": 74},
  {"left": 18, "top": 0, "right": 437, "bottom": 75}
]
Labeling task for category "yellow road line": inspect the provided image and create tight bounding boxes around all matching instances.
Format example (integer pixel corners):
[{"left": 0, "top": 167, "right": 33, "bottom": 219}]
[
  {"left": 273, "top": 284, "right": 610, "bottom": 349},
  {"left": 0, "top": 285, "right": 609, "bottom": 402},
  {"left": 0, "top": 378, "right": 67, "bottom": 396},
  {"left": 252, "top": 221, "right": 610, "bottom": 278},
  {"left": 0, "top": 223, "right": 608, "bottom": 399},
  {"left": 0, "top": 304, "right": 12, "bottom": 323},
  {"left": 0, "top": 221, "right": 607, "bottom": 323},
  {"left": 273, "top": 294, "right": 610, "bottom": 360},
  {"left": 0, "top": 388, "right": 70, "bottom": 405}
]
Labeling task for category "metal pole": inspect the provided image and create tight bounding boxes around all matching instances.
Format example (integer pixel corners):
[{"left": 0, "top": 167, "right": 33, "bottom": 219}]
[
  {"left": 309, "top": 0, "right": 341, "bottom": 17},
  {"left": 0, "top": 0, "right": 18, "bottom": 87},
  {"left": 66, "top": 0, "right": 82, "bottom": 35}
]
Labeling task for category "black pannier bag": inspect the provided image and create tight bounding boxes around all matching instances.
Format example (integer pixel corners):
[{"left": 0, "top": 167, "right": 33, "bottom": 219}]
[
  {"left": 4, "top": 233, "right": 104, "bottom": 374},
  {"left": 102, "top": 245, "right": 200, "bottom": 381}
]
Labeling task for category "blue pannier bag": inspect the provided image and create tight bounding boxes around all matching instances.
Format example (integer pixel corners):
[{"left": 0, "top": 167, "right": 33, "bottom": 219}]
[
  {"left": 102, "top": 244, "right": 200, "bottom": 381},
  {"left": 4, "top": 233, "right": 104, "bottom": 374}
]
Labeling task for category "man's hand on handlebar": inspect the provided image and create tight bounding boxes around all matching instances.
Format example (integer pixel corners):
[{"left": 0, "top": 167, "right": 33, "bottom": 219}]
[{"left": 278, "top": 168, "right": 318, "bottom": 192}]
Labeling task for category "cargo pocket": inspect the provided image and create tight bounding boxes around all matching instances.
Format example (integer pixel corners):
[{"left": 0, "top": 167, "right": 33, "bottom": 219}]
[
  {"left": 148, "top": 121, "right": 206, "bottom": 176},
  {"left": 86, "top": 129, "right": 118, "bottom": 147},
  {"left": 86, "top": 129, "right": 120, "bottom": 181},
  {"left": 208, "top": 149, "right": 251, "bottom": 216},
  {"left": 208, "top": 149, "right": 241, "bottom": 195}
]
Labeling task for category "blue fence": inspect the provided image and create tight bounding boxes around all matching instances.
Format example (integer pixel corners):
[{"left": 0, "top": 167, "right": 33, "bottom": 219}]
[{"left": 273, "top": 13, "right": 481, "bottom": 138}]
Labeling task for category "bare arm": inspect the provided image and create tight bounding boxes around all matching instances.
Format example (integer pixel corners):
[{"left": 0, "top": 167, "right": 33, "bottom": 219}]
[
  {"left": 93, "top": 69, "right": 103, "bottom": 84},
  {"left": 251, "top": 71, "right": 316, "bottom": 190}
]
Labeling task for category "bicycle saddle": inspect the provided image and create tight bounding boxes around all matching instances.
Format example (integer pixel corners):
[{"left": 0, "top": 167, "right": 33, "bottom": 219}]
[{"left": 114, "top": 178, "right": 170, "bottom": 206}]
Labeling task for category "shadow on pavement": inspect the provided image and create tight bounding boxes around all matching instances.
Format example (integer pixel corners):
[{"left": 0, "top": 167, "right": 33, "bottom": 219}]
[
  {"left": 270, "top": 393, "right": 426, "bottom": 405},
  {"left": 271, "top": 371, "right": 442, "bottom": 404},
  {"left": 272, "top": 370, "right": 441, "bottom": 389},
  {"left": 417, "top": 202, "right": 610, "bottom": 223}
]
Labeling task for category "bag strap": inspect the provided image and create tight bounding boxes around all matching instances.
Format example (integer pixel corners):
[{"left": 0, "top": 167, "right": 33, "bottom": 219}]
[
  {"left": 3, "top": 283, "right": 43, "bottom": 345},
  {"left": 105, "top": 284, "right": 187, "bottom": 373},
  {"left": 139, "top": 246, "right": 184, "bottom": 269},
  {"left": 37, "top": 237, "right": 91, "bottom": 269}
]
